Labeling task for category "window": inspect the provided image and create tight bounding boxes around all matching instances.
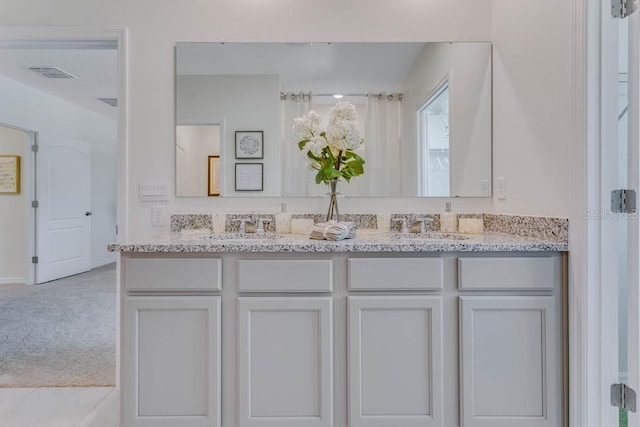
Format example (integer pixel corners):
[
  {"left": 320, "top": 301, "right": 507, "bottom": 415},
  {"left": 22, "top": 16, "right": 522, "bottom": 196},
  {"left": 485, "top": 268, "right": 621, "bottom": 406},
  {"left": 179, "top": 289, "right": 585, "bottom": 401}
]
[{"left": 417, "top": 79, "right": 449, "bottom": 196}]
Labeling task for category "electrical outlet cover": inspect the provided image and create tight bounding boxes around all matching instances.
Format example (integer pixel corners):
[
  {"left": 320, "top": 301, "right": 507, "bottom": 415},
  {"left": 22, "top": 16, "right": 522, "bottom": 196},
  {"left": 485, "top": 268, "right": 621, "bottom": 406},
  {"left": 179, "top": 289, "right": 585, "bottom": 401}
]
[{"left": 151, "top": 205, "right": 166, "bottom": 226}]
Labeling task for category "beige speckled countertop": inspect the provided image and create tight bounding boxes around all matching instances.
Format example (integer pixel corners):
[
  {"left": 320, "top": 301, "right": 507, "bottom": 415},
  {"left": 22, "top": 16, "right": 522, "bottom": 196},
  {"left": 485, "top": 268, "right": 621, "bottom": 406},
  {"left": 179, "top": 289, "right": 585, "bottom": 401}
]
[{"left": 108, "top": 231, "right": 568, "bottom": 253}]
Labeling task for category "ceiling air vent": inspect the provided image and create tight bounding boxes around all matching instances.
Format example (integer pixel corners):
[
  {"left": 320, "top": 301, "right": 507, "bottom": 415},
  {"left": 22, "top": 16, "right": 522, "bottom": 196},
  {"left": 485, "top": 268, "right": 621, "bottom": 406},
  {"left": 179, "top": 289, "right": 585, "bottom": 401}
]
[
  {"left": 98, "top": 98, "right": 118, "bottom": 107},
  {"left": 26, "top": 66, "right": 78, "bottom": 79}
]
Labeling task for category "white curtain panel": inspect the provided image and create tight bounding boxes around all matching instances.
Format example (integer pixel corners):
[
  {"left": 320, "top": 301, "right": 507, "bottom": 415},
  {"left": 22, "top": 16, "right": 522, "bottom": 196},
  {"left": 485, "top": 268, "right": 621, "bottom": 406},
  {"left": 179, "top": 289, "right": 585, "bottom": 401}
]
[
  {"left": 281, "top": 93, "right": 313, "bottom": 196},
  {"left": 364, "top": 93, "right": 402, "bottom": 196}
]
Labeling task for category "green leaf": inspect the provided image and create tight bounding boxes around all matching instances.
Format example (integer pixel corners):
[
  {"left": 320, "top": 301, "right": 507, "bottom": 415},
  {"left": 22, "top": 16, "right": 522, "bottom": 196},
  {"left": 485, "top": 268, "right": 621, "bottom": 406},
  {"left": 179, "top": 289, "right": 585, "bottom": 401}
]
[
  {"left": 315, "top": 164, "right": 341, "bottom": 184},
  {"left": 298, "top": 139, "right": 309, "bottom": 150},
  {"left": 306, "top": 151, "right": 321, "bottom": 162},
  {"left": 345, "top": 151, "right": 365, "bottom": 165}
]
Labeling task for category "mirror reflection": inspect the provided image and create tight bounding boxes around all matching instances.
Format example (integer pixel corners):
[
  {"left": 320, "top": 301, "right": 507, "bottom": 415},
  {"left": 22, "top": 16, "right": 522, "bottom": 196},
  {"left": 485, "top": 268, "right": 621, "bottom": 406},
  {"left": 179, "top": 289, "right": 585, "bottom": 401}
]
[
  {"left": 176, "top": 124, "right": 221, "bottom": 197},
  {"left": 176, "top": 42, "right": 492, "bottom": 198}
]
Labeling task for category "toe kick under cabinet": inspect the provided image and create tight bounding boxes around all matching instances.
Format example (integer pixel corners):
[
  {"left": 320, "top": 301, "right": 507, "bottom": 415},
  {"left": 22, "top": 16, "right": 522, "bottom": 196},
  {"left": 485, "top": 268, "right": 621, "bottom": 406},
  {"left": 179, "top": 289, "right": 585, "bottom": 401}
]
[{"left": 119, "top": 251, "right": 566, "bottom": 427}]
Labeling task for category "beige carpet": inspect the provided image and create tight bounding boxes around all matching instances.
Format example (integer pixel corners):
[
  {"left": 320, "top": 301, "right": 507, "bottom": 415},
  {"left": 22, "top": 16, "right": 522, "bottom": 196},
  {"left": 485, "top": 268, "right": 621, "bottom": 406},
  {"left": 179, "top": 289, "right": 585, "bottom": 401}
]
[{"left": 0, "top": 264, "right": 116, "bottom": 387}]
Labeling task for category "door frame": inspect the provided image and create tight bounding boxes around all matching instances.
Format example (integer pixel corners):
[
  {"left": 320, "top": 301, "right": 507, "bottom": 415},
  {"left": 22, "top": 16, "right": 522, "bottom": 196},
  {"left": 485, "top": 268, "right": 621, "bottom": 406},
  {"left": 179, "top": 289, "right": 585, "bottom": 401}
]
[
  {"left": 0, "top": 28, "right": 128, "bottom": 394},
  {"left": 0, "top": 26, "right": 129, "bottom": 243},
  {"left": 569, "top": 0, "right": 599, "bottom": 425},
  {"left": 0, "top": 26, "right": 129, "bottom": 274}
]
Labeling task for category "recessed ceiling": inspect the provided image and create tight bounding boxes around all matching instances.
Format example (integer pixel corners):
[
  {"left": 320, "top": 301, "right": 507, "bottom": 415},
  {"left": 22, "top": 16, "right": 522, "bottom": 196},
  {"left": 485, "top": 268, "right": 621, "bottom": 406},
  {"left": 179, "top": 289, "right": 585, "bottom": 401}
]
[{"left": 0, "top": 40, "right": 118, "bottom": 119}]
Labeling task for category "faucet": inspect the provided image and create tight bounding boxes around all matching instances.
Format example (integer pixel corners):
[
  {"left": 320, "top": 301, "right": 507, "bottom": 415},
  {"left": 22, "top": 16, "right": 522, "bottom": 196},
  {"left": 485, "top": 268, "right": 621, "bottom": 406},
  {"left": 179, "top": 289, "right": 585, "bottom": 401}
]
[
  {"left": 233, "top": 218, "right": 255, "bottom": 233},
  {"left": 256, "top": 218, "right": 272, "bottom": 233},
  {"left": 408, "top": 215, "right": 434, "bottom": 233},
  {"left": 393, "top": 218, "right": 409, "bottom": 234}
]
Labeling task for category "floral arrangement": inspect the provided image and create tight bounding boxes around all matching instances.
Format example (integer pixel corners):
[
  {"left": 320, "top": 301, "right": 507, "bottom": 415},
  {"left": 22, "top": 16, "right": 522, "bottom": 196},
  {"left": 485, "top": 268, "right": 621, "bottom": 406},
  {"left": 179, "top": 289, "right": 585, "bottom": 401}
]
[{"left": 293, "top": 101, "right": 365, "bottom": 185}]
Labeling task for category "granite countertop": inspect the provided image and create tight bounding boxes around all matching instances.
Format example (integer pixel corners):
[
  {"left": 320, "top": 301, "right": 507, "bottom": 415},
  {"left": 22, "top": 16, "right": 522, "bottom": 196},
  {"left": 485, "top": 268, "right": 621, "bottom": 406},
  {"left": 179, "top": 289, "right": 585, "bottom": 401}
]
[{"left": 108, "top": 231, "right": 568, "bottom": 253}]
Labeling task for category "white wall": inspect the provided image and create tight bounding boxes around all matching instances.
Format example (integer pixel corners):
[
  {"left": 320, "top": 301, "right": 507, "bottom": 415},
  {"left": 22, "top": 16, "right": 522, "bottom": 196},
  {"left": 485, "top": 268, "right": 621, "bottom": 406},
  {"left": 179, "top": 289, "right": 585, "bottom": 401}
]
[
  {"left": 3, "top": 0, "right": 499, "bottom": 238},
  {"left": 177, "top": 75, "right": 281, "bottom": 197},
  {"left": 176, "top": 125, "right": 221, "bottom": 197},
  {"left": 491, "top": 0, "right": 573, "bottom": 217},
  {"left": 0, "top": 75, "right": 117, "bottom": 268},
  {"left": 90, "top": 142, "right": 117, "bottom": 268},
  {"left": 0, "top": 125, "right": 27, "bottom": 284},
  {"left": 401, "top": 42, "right": 492, "bottom": 197}
]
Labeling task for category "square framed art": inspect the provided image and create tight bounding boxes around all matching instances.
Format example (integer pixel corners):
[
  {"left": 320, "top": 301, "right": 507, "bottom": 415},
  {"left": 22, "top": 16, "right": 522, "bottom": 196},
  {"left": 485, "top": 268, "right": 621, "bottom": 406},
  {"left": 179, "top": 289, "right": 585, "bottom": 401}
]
[
  {"left": 235, "top": 131, "right": 263, "bottom": 159},
  {"left": 235, "top": 163, "right": 263, "bottom": 191}
]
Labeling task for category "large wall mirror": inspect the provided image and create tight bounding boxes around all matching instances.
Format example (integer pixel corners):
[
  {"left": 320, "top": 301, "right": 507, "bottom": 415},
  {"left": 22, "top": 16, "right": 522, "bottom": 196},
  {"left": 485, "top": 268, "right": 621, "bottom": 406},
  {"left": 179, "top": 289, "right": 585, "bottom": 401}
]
[{"left": 176, "top": 42, "right": 492, "bottom": 198}]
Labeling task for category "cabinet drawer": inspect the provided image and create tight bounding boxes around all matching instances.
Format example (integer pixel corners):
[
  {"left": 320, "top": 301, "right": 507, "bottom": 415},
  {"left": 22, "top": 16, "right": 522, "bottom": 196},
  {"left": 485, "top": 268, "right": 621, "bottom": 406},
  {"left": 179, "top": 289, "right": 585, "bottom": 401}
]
[
  {"left": 348, "top": 258, "right": 443, "bottom": 290},
  {"left": 237, "top": 259, "right": 333, "bottom": 292},
  {"left": 125, "top": 257, "right": 222, "bottom": 292},
  {"left": 458, "top": 256, "right": 558, "bottom": 290}
]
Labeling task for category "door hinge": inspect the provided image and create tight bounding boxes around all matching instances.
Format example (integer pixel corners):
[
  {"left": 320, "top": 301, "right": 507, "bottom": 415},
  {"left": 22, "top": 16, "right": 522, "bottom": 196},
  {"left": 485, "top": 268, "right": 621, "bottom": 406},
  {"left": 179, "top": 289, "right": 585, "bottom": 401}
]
[
  {"left": 31, "top": 256, "right": 39, "bottom": 264},
  {"left": 31, "top": 144, "right": 39, "bottom": 153},
  {"left": 612, "top": 0, "right": 638, "bottom": 18},
  {"left": 32, "top": 200, "right": 39, "bottom": 208},
  {"left": 611, "top": 189, "right": 636, "bottom": 213},
  {"left": 612, "top": 383, "right": 637, "bottom": 412}
]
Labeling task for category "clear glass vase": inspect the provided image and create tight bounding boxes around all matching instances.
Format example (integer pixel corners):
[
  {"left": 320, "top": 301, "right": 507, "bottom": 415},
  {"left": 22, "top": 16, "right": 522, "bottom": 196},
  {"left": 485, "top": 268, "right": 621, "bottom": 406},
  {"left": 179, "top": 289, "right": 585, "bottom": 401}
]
[{"left": 325, "top": 179, "right": 340, "bottom": 222}]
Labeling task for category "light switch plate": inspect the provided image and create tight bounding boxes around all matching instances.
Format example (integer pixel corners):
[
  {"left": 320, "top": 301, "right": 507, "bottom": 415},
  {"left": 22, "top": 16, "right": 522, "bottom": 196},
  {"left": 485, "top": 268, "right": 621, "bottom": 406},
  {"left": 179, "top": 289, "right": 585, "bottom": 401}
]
[
  {"left": 497, "top": 177, "right": 507, "bottom": 200},
  {"left": 139, "top": 183, "right": 169, "bottom": 201}
]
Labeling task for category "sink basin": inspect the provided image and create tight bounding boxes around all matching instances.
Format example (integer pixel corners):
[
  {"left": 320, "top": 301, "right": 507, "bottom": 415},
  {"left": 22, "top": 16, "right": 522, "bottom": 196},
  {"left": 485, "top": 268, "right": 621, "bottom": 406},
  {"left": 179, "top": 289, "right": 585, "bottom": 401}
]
[
  {"left": 388, "top": 232, "right": 471, "bottom": 241},
  {"left": 356, "top": 231, "right": 471, "bottom": 241},
  {"left": 200, "top": 233, "right": 285, "bottom": 241}
]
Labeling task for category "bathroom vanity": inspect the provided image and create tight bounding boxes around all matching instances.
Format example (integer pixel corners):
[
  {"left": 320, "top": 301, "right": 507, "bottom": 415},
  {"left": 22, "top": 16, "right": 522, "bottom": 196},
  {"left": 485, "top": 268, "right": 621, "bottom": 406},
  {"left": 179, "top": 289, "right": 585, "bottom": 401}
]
[{"left": 111, "top": 231, "right": 567, "bottom": 427}]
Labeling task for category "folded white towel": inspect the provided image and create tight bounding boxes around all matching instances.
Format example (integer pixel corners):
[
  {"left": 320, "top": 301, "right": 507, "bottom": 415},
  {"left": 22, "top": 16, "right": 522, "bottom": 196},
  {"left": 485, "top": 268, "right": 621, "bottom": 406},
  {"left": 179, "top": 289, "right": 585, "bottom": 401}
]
[{"left": 310, "top": 221, "right": 356, "bottom": 241}]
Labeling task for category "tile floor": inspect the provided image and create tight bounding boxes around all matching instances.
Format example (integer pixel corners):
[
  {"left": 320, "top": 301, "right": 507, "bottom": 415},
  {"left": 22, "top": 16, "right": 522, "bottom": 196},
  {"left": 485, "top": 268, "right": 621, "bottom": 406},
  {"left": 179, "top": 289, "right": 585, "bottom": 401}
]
[{"left": 0, "top": 387, "right": 118, "bottom": 427}]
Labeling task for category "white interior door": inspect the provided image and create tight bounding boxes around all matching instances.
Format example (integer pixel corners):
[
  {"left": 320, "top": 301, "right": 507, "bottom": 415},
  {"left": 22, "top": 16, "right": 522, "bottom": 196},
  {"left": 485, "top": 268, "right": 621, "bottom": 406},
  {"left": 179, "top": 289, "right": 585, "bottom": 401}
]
[
  {"left": 601, "top": 2, "right": 640, "bottom": 426},
  {"left": 36, "top": 132, "right": 91, "bottom": 284}
]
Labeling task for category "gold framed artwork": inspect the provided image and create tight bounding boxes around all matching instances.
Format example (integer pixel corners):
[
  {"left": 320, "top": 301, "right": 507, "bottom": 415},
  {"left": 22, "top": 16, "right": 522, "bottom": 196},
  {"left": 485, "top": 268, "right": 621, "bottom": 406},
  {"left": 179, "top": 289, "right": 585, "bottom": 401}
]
[
  {"left": 208, "top": 155, "right": 221, "bottom": 196},
  {"left": 0, "top": 155, "right": 20, "bottom": 194}
]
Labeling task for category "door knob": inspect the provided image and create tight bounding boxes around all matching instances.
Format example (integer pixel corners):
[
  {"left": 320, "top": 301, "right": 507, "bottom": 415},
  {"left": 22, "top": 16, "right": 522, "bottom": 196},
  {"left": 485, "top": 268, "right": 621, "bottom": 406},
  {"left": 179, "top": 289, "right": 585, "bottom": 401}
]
[{"left": 85, "top": 211, "right": 93, "bottom": 216}]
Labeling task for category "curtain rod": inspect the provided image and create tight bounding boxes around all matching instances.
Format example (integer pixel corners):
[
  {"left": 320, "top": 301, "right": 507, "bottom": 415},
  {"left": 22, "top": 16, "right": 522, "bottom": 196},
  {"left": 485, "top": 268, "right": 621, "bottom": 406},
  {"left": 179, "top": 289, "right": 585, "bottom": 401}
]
[{"left": 280, "top": 92, "right": 402, "bottom": 101}]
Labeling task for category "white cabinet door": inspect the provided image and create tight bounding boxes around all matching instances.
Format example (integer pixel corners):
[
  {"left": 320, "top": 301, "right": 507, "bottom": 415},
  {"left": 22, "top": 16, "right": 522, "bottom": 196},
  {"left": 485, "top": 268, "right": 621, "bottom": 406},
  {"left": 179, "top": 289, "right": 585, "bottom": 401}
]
[
  {"left": 459, "top": 296, "right": 559, "bottom": 427},
  {"left": 237, "top": 297, "right": 333, "bottom": 427},
  {"left": 124, "top": 296, "right": 221, "bottom": 427},
  {"left": 348, "top": 296, "right": 443, "bottom": 427}
]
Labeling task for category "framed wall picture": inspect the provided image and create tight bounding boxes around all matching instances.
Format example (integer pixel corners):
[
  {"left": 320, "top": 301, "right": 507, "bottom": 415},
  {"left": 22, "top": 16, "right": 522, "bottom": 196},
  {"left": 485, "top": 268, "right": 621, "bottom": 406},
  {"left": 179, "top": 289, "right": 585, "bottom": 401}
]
[
  {"left": 0, "top": 155, "right": 20, "bottom": 194},
  {"left": 235, "top": 163, "right": 263, "bottom": 191},
  {"left": 235, "top": 131, "right": 264, "bottom": 159},
  {"left": 207, "top": 155, "right": 221, "bottom": 196}
]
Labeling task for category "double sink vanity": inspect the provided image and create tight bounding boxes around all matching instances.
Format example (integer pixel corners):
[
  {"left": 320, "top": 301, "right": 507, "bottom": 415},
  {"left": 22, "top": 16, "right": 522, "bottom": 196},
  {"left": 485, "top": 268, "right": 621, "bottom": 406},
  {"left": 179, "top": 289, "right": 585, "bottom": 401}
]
[
  {"left": 110, "top": 213, "right": 568, "bottom": 427},
  {"left": 112, "top": 39, "right": 568, "bottom": 427}
]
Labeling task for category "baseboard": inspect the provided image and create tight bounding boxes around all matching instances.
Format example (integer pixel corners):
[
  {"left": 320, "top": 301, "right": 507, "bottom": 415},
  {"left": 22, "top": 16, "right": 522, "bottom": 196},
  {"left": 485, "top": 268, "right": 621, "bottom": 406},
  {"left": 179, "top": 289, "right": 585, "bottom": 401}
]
[
  {"left": 0, "top": 277, "right": 26, "bottom": 286},
  {"left": 92, "top": 256, "right": 116, "bottom": 270}
]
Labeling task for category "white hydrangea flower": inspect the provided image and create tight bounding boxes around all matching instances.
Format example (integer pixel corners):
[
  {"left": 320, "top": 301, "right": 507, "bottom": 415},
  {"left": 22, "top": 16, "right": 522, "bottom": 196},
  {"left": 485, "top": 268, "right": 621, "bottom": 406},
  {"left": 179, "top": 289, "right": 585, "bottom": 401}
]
[
  {"left": 329, "top": 101, "right": 358, "bottom": 122},
  {"left": 293, "top": 110, "right": 322, "bottom": 140},
  {"left": 301, "top": 135, "right": 328, "bottom": 157},
  {"left": 293, "top": 101, "right": 365, "bottom": 185},
  {"left": 327, "top": 120, "right": 361, "bottom": 150}
]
